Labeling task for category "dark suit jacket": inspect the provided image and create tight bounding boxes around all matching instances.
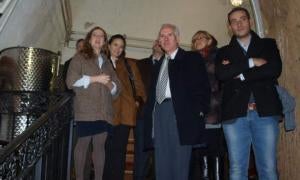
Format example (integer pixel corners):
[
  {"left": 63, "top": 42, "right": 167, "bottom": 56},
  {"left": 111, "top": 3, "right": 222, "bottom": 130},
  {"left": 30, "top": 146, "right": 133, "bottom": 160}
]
[
  {"left": 143, "top": 48, "right": 211, "bottom": 148},
  {"left": 137, "top": 56, "right": 162, "bottom": 95},
  {"left": 137, "top": 56, "right": 154, "bottom": 96},
  {"left": 215, "top": 31, "right": 282, "bottom": 121}
]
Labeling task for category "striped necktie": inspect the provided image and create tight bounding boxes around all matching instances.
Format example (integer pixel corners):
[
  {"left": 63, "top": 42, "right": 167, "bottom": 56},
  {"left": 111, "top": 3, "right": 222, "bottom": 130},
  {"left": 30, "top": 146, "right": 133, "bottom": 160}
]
[{"left": 156, "top": 56, "right": 170, "bottom": 104}]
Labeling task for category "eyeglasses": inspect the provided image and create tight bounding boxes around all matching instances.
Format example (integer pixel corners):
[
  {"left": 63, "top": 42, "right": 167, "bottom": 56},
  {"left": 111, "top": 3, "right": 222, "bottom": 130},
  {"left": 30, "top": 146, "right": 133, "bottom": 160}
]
[{"left": 194, "top": 36, "right": 209, "bottom": 41}]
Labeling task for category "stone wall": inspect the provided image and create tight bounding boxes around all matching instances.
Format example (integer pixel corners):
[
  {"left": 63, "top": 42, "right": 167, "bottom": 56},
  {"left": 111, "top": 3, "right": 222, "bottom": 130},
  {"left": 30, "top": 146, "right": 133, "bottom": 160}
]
[
  {"left": 0, "top": 0, "right": 65, "bottom": 53},
  {"left": 68, "top": 0, "right": 234, "bottom": 60},
  {"left": 260, "top": 0, "right": 300, "bottom": 179}
]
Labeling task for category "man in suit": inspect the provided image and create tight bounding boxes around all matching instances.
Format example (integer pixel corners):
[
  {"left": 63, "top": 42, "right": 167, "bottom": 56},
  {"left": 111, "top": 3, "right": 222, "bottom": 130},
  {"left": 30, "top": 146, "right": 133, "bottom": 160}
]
[
  {"left": 137, "top": 40, "right": 164, "bottom": 95},
  {"left": 143, "top": 23, "right": 210, "bottom": 180},
  {"left": 216, "top": 7, "right": 282, "bottom": 180},
  {"left": 63, "top": 38, "right": 85, "bottom": 87},
  {"left": 134, "top": 40, "right": 164, "bottom": 180}
]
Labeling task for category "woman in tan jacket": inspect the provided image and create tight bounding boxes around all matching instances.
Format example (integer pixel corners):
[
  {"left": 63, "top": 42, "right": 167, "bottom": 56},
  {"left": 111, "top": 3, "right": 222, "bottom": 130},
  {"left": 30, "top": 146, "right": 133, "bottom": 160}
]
[
  {"left": 66, "top": 26, "right": 120, "bottom": 180},
  {"left": 103, "top": 34, "right": 146, "bottom": 180}
]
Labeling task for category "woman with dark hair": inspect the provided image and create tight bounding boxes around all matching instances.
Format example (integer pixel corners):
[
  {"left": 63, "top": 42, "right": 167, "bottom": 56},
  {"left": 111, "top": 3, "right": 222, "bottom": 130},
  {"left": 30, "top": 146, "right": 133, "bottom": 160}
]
[
  {"left": 189, "top": 30, "right": 225, "bottom": 180},
  {"left": 103, "top": 34, "right": 146, "bottom": 180},
  {"left": 66, "top": 26, "right": 120, "bottom": 180}
]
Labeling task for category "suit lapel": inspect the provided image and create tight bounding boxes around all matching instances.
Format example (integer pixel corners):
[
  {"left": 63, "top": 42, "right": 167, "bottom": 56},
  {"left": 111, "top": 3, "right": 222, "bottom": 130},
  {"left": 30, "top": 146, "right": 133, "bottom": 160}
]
[
  {"left": 246, "top": 31, "right": 264, "bottom": 57},
  {"left": 168, "top": 48, "right": 184, "bottom": 88},
  {"left": 229, "top": 37, "right": 248, "bottom": 62},
  {"left": 170, "top": 48, "right": 184, "bottom": 67},
  {"left": 153, "top": 55, "right": 164, "bottom": 86},
  {"left": 96, "top": 54, "right": 110, "bottom": 72},
  {"left": 229, "top": 31, "right": 264, "bottom": 60}
]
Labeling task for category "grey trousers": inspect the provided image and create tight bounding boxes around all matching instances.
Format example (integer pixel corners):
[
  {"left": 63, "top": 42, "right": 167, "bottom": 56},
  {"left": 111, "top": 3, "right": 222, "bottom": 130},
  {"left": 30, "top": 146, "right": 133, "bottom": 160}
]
[
  {"left": 153, "top": 100, "right": 192, "bottom": 180},
  {"left": 74, "top": 132, "right": 107, "bottom": 180}
]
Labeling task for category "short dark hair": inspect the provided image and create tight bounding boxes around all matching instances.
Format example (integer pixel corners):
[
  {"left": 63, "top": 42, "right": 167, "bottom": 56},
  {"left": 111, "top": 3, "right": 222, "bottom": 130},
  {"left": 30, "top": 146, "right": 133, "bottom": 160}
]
[
  {"left": 75, "top": 38, "right": 84, "bottom": 49},
  {"left": 228, "top": 7, "right": 250, "bottom": 24}
]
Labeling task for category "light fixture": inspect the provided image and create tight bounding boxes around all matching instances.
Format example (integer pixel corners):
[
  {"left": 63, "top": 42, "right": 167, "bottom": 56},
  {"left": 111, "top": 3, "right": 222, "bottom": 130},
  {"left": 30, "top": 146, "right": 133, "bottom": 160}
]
[{"left": 230, "top": 0, "right": 243, "bottom": 6}]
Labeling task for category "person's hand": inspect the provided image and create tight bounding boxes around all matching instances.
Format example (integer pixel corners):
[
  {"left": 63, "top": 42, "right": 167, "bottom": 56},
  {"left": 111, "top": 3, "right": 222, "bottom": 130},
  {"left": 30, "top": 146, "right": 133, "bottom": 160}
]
[
  {"left": 253, "top": 58, "right": 267, "bottom": 67},
  {"left": 234, "top": 75, "right": 240, "bottom": 79},
  {"left": 91, "top": 74, "right": 111, "bottom": 84},
  {"left": 98, "top": 74, "right": 111, "bottom": 84},
  {"left": 222, "top": 59, "right": 230, "bottom": 65},
  {"left": 135, "top": 96, "right": 144, "bottom": 108},
  {"left": 135, "top": 101, "right": 140, "bottom": 108}
]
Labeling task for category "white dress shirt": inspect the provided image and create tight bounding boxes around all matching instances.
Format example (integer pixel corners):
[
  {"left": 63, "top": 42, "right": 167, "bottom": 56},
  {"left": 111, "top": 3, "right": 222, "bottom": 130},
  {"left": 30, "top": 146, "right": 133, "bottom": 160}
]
[
  {"left": 237, "top": 36, "right": 255, "bottom": 81},
  {"left": 158, "top": 48, "right": 178, "bottom": 98}
]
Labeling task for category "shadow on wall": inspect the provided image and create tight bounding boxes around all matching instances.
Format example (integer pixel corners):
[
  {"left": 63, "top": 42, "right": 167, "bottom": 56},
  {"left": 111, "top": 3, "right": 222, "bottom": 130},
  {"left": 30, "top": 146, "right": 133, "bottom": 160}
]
[{"left": 0, "top": 56, "right": 17, "bottom": 90}]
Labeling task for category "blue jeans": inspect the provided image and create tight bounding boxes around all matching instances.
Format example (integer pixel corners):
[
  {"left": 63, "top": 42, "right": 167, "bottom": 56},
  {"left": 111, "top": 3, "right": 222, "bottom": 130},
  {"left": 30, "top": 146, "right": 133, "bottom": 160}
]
[{"left": 223, "top": 110, "right": 279, "bottom": 180}]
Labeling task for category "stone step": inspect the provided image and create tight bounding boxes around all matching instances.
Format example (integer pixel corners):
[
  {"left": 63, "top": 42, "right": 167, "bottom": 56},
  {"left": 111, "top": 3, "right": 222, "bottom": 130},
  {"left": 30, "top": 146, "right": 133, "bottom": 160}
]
[{"left": 125, "top": 129, "right": 135, "bottom": 175}]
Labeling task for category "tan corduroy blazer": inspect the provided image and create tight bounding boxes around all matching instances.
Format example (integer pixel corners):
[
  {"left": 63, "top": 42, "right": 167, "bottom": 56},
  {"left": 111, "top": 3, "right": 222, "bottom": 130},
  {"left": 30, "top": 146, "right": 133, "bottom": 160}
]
[
  {"left": 66, "top": 53, "right": 121, "bottom": 123},
  {"left": 113, "top": 58, "right": 146, "bottom": 126}
]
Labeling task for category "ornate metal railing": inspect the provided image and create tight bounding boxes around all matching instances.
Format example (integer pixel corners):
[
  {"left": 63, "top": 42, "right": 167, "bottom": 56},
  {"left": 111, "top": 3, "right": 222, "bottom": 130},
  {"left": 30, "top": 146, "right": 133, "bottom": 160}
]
[{"left": 0, "top": 91, "right": 73, "bottom": 180}]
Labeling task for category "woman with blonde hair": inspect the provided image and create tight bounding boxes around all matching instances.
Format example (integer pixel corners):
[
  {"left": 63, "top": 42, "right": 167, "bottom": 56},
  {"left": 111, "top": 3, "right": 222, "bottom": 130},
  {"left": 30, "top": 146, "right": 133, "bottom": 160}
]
[
  {"left": 66, "top": 26, "right": 120, "bottom": 180},
  {"left": 190, "top": 30, "right": 225, "bottom": 180}
]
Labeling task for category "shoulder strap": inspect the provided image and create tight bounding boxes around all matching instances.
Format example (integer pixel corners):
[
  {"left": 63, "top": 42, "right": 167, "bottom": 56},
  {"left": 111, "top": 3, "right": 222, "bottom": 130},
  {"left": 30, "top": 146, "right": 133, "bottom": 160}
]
[{"left": 124, "top": 58, "right": 137, "bottom": 98}]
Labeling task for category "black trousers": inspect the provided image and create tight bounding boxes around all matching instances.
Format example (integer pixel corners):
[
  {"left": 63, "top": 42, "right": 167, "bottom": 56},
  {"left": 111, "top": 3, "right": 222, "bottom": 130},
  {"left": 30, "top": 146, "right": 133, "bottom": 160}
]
[
  {"left": 103, "top": 124, "right": 131, "bottom": 180},
  {"left": 133, "top": 116, "right": 154, "bottom": 180},
  {"left": 189, "top": 152, "right": 225, "bottom": 180},
  {"left": 189, "top": 128, "right": 225, "bottom": 180}
]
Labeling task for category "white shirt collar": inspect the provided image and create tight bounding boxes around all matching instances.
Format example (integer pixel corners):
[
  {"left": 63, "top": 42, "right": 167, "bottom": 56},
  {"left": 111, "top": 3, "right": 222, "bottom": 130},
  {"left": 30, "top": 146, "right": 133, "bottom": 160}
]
[
  {"left": 237, "top": 35, "right": 252, "bottom": 51},
  {"left": 98, "top": 54, "right": 104, "bottom": 68},
  {"left": 110, "top": 56, "right": 117, "bottom": 68},
  {"left": 166, "top": 48, "right": 179, "bottom": 60}
]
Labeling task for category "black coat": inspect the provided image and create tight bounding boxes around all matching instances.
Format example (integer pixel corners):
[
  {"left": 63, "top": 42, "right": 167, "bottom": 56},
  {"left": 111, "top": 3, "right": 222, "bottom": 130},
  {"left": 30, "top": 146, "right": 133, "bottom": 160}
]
[
  {"left": 143, "top": 48, "right": 211, "bottom": 149},
  {"left": 137, "top": 56, "right": 162, "bottom": 95},
  {"left": 215, "top": 31, "right": 282, "bottom": 121}
]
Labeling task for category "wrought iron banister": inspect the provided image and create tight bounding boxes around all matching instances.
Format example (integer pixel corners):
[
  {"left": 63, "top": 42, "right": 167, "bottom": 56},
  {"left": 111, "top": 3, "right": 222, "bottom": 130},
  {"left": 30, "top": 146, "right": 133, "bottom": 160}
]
[{"left": 0, "top": 91, "right": 73, "bottom": 180}]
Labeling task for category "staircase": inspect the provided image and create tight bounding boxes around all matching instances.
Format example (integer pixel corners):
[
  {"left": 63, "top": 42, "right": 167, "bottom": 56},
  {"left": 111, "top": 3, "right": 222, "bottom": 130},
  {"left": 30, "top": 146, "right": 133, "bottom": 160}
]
[{"left": 125, "top": 129, "right": 135, "bottom": 180}]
